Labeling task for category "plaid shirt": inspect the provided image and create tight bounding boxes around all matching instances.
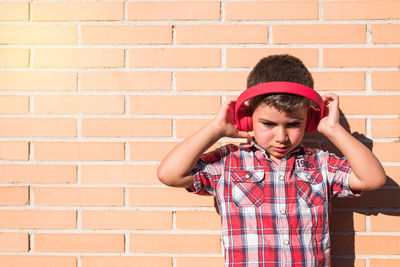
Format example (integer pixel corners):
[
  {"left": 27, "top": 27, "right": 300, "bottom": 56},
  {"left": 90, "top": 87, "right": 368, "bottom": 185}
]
[{"left": 189, "top": 141, "right": 358, "bottom": 267}]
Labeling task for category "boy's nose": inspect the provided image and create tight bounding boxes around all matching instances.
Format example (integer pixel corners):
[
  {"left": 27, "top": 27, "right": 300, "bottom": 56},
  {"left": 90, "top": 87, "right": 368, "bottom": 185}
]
[{"left": 275, "top": 126, "right": 288, "bottom": 143}]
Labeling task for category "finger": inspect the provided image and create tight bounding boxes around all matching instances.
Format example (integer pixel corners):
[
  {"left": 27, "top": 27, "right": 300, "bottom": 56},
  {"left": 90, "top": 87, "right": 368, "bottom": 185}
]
[
  {"left": 322, "top": 93, "right": 339, "bottom": 103},
  {"left": 224, "top": 98, "right": 237, "bottom": 106},
  {"left": 322, "top": 92, "right": 338, "bottom": 98}
]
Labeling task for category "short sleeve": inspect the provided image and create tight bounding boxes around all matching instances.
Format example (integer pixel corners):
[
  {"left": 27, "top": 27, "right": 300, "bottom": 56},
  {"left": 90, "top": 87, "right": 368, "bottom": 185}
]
[
  {"left": 187, "top": 145, "right": 232, "bottom": 196},
  {"left": 319, "top": 151, "right": 360, "bottom": 198}
]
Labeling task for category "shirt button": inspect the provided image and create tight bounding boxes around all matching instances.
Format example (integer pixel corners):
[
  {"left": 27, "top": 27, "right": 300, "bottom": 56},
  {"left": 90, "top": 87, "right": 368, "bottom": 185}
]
[
  {"left": 244, "top": 174, "right": 250, "bottom": 179},
  {"left": 283, "top": 240, "right": 289, "bottom": 246},
  {"left": 280, "top": 209, "right": 286, "bottom": 215},
  {"left": 279, "top": 175, "right": 284, "bottom": 181}
]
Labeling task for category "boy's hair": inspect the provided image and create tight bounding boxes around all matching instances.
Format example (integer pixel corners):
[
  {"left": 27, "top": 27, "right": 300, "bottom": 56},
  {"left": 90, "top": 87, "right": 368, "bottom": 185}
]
[{"left": 247, "top": 54, "right": 314, "bottom": 113}]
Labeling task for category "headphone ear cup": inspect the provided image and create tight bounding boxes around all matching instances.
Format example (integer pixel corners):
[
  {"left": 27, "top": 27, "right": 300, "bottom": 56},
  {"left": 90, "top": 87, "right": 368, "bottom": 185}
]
[
  {"left": 305, "top": 106, "right": 321, "bottom": 132},
  {"left": 237, "top": 105, "right": 253, "bottom": 132}
]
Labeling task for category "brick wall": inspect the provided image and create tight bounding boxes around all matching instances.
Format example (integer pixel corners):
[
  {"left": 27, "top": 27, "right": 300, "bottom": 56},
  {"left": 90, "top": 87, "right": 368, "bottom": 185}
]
[{"left": 0, "top": 0, "right": 399, "bottom": 266}]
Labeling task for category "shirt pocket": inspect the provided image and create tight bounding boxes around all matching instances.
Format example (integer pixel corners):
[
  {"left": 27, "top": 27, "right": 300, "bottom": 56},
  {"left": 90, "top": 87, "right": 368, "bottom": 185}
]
[
  {"left": 231, "top": 169, "right": 264, "bottom": 207},
  {"left": 295, "top": 170, "right": 325, "bottom": 207}
]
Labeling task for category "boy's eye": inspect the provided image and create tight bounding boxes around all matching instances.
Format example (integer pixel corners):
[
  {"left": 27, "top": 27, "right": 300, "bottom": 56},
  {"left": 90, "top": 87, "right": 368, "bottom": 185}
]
[
  {"left": 263, "top": 122, "right": 275, "bottom": 127},
  {"left": 287, "top": 122, "right": 301, "bottom": 127}
]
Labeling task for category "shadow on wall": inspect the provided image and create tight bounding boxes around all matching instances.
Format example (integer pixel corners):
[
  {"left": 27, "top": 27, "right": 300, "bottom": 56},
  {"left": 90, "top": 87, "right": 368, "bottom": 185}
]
[
  {"left": 329, "top": 174, "right": 400, "bottom": 267},
  {"left": 314, "top": 110, "right": 400, "bottom": 267}
]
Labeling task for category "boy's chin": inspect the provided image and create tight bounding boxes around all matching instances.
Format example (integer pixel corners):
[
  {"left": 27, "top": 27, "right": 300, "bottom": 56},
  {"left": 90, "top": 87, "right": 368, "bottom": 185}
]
[
  {"left": 270, "top": 147, "right": 291, "bottom": 156},
  {"left": 267, "top": 151, "right": 288, "bottom": 161}
]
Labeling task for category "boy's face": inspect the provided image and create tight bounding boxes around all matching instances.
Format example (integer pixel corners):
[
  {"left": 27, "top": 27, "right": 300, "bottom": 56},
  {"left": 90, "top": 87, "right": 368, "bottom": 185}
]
[{"left": 252, "top": 104, "right": 308, "bottom": 163}]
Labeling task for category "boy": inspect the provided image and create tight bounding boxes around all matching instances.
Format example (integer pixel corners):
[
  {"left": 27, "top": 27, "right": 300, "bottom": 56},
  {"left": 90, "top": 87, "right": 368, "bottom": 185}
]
[{"left": 157, "top": 55, "right": 386, "bottom": 266}]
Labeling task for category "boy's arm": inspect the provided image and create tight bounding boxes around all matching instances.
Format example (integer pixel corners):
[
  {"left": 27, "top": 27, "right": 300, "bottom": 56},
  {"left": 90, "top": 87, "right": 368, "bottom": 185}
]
[
  {"left": 157, "top": 99, "right": 251, "bottom": 188},
  {"left": 318, "top": 94, "right": 386, "bottom": 192}
]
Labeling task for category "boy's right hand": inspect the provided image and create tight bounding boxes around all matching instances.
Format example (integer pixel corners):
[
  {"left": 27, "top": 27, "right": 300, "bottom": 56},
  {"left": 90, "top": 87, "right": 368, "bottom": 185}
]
[
  {"left": 158, "top": 99, "right": 250, "bottom": 188},
  {"left": 211, "top": 99, "right": 252, "bottom": 141}
]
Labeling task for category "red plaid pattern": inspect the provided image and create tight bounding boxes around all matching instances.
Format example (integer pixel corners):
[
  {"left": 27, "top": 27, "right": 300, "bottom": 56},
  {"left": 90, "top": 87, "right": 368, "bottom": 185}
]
[{"left": 190, "top": 141, "right": 358, "bottom": 267}]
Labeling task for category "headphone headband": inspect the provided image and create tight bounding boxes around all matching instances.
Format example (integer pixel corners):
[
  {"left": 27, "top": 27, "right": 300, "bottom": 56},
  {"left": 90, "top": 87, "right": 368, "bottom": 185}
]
[{"left": 234, "top": 81, "right": 324, "bottom": 132}]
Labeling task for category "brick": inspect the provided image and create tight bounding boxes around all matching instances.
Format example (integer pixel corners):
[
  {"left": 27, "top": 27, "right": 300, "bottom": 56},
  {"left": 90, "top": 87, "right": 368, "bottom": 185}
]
[
  {"left": 176, "top": 257, "right": 225, "bottom": 267},
  {"left": 82, "top": 256, "right": 172, "bottom": 267},
  {"left": 0, "top": 256, "right": 76, "bottom": 267},
  {"left": 0, "top": 2, "right": 29, "bottom": 21},
  {"left": 226, "top": 48, "right": 318, "bottom": 68},
  {"left": 313, "top": 72, "right": 365, "bottom": 91},
  {"left": 370, "top": 213, "right": 400, "bottom": 231},
  {"left": 32, "top": 2, "right": 123, "bottom": 21},
  {"left": 35, "top": 233, "right": 124, "bottom": 252},
  {"left": 341, "top": 118, "right": 366, "bottom": 135},
  {"left": 0, "top": 187, "right": 29, "bottom": 206},
  {"left": 34, "top": 95, "right": 124, "bottom": 114},
  {"left": 225, "top": 1, "right": 318, "bottom": 20},
  {"left": 273, "top": 24, "right": 366, "bottom": 44},
  {"left": 372, "top": 24, "right": 400, "bottom": 43},
  {"left": 34, "top": 187, "right": 124, "bottom": 206},
  {"left": 0, "top": 25, "right": 77, "bottom": 44},
  {"left": 339, "top": 95, "right": 400, "bottom": 115},
  {"left": 127, "top": 1, "right": 220, "bottom": 21},
  {"left": 130, "top": 95, "right": 220, "bottom": 115},
  {"left": 130, "top": 141, "right": 221, "bottom": 161},
  {"left": 0, "top": 118, "right": 76, "bottom": 137},
  {"left": 176, "top": 119, "right": 212, "bottom": 138},
  {"left": 176, "top": 25, "right": 268, "bottom": 44},
  {"left": 0, "top": 210, "right": 76, "bottom": 229},
  {"left": 0, "top": 165, "right": 76, "bottom": 184},
  {"left": 0, "top": 142, "right": 29, "bottom": 161},
  {"left": 371, "top": 118, "right": 400, "bottom": 138},
  {"left": 355, "top": 235, "right": 400, "bottom": 254},
  {"left": 384, "top": 166, "right": 400, "bottom": 185},
  {"left": 329, "top": 211, "right": 366, "bottom": 232},
  {"left": 0, "top": 233, "right": 29, "bottom": 252},
  {"left": 34, "top": 142, "right": 125, "bottom": 161},
  {"left": 130, "top": 233, "right": 221, "bottom": 253},
  {"left": 324, "top": 48, "right": 400, "bottom": 67},
  {"left": 332, "top": 188, "right": 400, "bottom": 209},
  {"left": 370, "top": 259, "right": 400, "bottom": 267},
  {"left": 130, "top": 142, "right": 177, "bottom": 161},
  {"left": 34, "top": 49, "right": 124, "bottom": 68},
  {"left": 129, "top": 48, "right": 220, "bottom": 68},
  {"left": 331, "top": 258, "right": 366, "bottom": 267},
  {"left": 82, "top": 210, "right": 172, "bottom": 230},
  {"left": 81, "top": 71, "right": 171, "bottom": 91},
  {"left": 306, "top": 118, "right": 366, "bottom": 140},
  {"left": 324, "top": 0, "right": 400, "bottom": 20},
  {"left": 0, "top": 72, "right": 77, "bottom": 91},
  {"left": 129, "top": 187, "right": 214, "bottom": 207},
  {"left": 0, "top": 96, "right": 29, "bottom": 114},
  {"left": 82, "top": 25, "right": 171, "bottom": 44},
  {"left": 176, "top": 211, "right": 221, "bottom": 230},
  {"left": 372, "top": 71, "right": 400, "bottom": 91},
  {"left": 81, "top": 165, "right": 159, "bottom": 184},
  {"left": 0, "top": 49, "right": 29, "bottom": 67},
  {"left": 82, "top": 118, "right": 172, "bottom": 137},
  {"left": 176, "top": 71, "right": 248, "bottom": 91},
  {"left": 373, "top": 142, "right": 400, "bottom": 162}
]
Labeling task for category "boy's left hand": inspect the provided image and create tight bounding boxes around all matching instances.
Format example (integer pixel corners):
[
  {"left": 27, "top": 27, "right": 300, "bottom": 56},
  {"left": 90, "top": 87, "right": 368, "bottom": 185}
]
[{"left": 317, "top": 93, "right": 341, "bottom": 135}]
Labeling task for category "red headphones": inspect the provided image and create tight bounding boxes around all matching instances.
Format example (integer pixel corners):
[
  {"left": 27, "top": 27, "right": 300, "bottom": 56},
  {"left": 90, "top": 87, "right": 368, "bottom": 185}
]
[{"left": 234, "top": 81, "right": 324, "bottom": 132}]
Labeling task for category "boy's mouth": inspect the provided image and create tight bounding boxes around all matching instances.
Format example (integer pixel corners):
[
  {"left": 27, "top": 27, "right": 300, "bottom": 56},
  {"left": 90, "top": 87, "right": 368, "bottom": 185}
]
[{"left": 272, "top": 146, "right": 289, "bottom": 153}]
